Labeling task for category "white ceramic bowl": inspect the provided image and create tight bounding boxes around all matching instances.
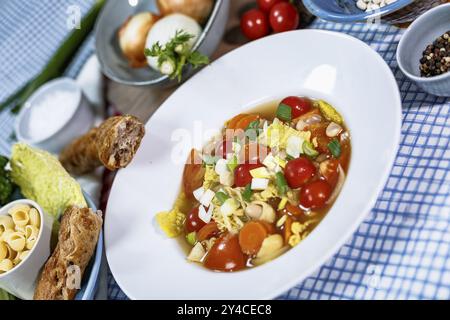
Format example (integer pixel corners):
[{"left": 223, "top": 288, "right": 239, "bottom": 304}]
[
  {"left": 15, "top": 78, "right": 95, "bottom": 153},
  {"left": 105, "top": 30, "right": 402, "bottom": 299},
  {"left": 0, "top": 199, "right": 53, "bottom": 300},
  {"left": 396, "top": 3, "right": 450, "bottom": 97}
]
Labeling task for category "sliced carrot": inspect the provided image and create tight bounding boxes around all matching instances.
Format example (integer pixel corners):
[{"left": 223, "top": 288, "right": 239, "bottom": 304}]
[
  {"left": 283, "top": 216, "right": 293, "bottom": 244},
  {"left": 226, "top": 114, "right": 248, "bottom": 130},
  {"left": 235, "top": 114, "right": 260, "bottom": 130},
  {"left": 197, "top": 222, "right": 220, "bottom": 242},
  {"left": 259, "top": 221, "right": 276, "bottom": 234},
  {"left": 238, "top": 221, "right": 268, "bottom": 255}
]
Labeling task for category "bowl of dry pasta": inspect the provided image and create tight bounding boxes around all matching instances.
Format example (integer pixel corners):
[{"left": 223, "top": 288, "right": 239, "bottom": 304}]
[{"left": 0, "top": 199, "right": 53, "bottom": 300}]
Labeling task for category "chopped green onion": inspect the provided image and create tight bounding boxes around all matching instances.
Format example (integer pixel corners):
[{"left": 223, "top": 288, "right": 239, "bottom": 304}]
[
  {"left": 303, "top": 141, "right": 319, "bottom": 158},
  {"left": 242, "top": 184, "right": 252, "bottom": 202},
  {"left": 215, "top": 191, "right": 229, "bottom": 204},
  {"left": 275, "top": 172, "right": 288, "bottom": 195},
  {"left": 227, "top": 155, "right": 239, "bottom": 172},
  {"left": 186, "top": 232, "right": 197, "bottom": 246},
  {"left": 328, "top": 139, "right": 341, "bottom": 158},
  {"left": 286, "top": 154, "right": 295, "bottom": 161},
  {"left": 276, "top": 103, "right": 292, "bottom": 122},
  {"left": 245, "top": 119, "right": 261, "bottom": 140}
]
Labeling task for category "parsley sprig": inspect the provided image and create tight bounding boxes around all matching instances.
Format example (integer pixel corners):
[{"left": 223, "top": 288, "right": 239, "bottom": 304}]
[{"left": 144, "top": 30, "right": 209, "bottom": 82}]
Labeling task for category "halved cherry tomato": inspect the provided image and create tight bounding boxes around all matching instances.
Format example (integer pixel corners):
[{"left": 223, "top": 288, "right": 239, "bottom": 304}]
[
  {"left": 299, "top": 180, "right": 332, "bottom": 209},
  {"left": 257, "top": 0, "right": 285, "bottom": 13},
  {"left": 185, "top": 207, "right": 207, "bottom": 233},
  {"left": 235, "top": 114, "right": 260, "bottom": 131},
  {"left": 280, "top": 96, "right": 312, "bottom": 119},
  {"left": 240, "top": 9, "right": 270, "bottom": 41},
  {"left": 269, "top": 2, "right": 299, "bottom": 33},
  {"left": 204, "top": 233, "right": 246, "bottom": 272},
  {"left": 319, "top": 159, "right": 339, "bottom": 188},
  {"left": 239, "top": 221, "right": 268, "bottom": 255},
  {"left": 234, "top": 163, "right": 263, "bottom": 187},
  {"left": 227, "top": 114, "right": 248, "bottom": 130},
  {"left": 284, "top": 157, "right": 316, "bottom": 189},
  {"left": 183, "top": 149, "right": 205, "bottom": 198},
  {"left": 197, "top": 222, "right": 220, "bottom": 241}
]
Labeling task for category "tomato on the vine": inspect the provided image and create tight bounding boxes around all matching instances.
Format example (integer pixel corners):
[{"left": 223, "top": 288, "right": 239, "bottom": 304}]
[
  {"left": 240, "top": 9, "right": 270, "bottom": 40},
  {"left": 269, "top": 2, "right": 299, "bottom": 33},
  {"left": 257, "top": 0, "right": 285, "bottom": 13}
]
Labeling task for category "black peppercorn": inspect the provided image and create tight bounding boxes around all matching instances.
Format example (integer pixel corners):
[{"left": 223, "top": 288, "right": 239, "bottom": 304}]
[{"left": 420, "top": 31, "right": 450, "bottom": 77}]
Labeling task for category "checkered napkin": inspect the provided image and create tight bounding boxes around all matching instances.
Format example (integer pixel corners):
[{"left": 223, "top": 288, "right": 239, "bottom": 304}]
[{"left": 0, "top": 2, "right": 448, "bottom": 300}]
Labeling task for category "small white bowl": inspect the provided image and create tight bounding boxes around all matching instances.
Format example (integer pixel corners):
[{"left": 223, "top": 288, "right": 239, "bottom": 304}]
[
  {"left": 15, "top": 78, "right": 95, "bottom": 154},
  {"left": 0, "top": 199, "right": 54, "bottom": 300},
  {"left": 396, "top": 3, "right": 450, "bottom": 97}
]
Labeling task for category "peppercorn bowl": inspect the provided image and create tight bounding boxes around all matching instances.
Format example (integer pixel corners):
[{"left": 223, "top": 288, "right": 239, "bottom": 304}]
[{"left": 396, "top": 3, "right": 450, "bottom": 97}]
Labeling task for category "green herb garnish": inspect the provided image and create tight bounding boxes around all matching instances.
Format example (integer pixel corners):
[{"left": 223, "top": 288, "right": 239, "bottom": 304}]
[
  {"left": 215, "top": 191, "right": 229, "bottom": 205},
  {"left": 242, "top": 184, "right": 252, "bottom": 202},
  {"left": 328, "top": 139, "right": 341, "bottom": 158},
  {"left": 145, "top": 30, "right": 209, "bottom": 82},
  {"left": 186, "top": 232, "right": 197, "bottom": 246},
  {"left": 303, "top": 141, "right": 319, "bottom": 158},
  {"left": 275, "top": 172, "right": 288, "bottom": 195},
  {"left": 276, "top": 103, "right": 292, "bottom": 122},
  {"left": 245, "top": 119, "right": 261, "bottom": 140}
]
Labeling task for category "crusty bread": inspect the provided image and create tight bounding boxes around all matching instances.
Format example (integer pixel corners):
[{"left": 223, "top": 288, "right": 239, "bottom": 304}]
[
  {"left": 34, "top": 206, "right": 102, "bottom": 300},
  {"left": 59, "top": 115, "right": 145, "bottom": 175}
]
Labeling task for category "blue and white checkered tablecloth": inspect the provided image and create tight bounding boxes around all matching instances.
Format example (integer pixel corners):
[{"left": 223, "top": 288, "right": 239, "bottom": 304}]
[{"left": 0, "top": 1, "right": 449, "bottom": 300}]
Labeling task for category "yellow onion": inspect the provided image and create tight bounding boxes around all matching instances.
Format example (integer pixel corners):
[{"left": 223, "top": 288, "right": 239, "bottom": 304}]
[
  {"left": 157, "top": 0, "right": 213, "bottom": 24},
  {"left": 118, "top": 12, "right": 159, "bottom": 68}
]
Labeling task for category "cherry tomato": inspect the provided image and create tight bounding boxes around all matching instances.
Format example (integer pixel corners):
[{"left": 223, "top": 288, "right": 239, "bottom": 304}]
[
  {"left": 269, "top": 2, "right": 299, "bottom": 33},
  {"left": 300, "top": 180, "right": 332, "bottom": 209},
  {"left": 204, "top": 233, "right": 246, "bottom": 272},
  {"left": 185, "top": 206, "right": 206, "bottom": 233},
  {"left": 240, "top": 9, "right": 270, "bottom": 40},
  {"left": 257, "top": 0, "right": 285, "bottom": 13},
  {"left": 280, "top": 96, "right": 312, "bottom": 119},
  {"left": 234, "top": 163, "right": 262, "bottom": 187},
  {"left": 284, "top": 157, "right": 316, "bottom": 189},
  {"left": 197, "top": 222, "right": 220, "bottom": 241},
  {"left": 215, "top": 140, "right": 233, "bottom": 159}
]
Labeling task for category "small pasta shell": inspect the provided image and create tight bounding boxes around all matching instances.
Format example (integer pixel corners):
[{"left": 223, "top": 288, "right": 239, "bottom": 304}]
[
  {"left": 7, "top": 232, "right": 26, "bottom": 252},
  {"left": 25, "top": 225, "right": 39, "bottom": 241},
  {"left": 0, "top": 242, "right": 7, "bottom": 260},
  {"left": 26, "top": 238, "right": 36, "bottom": 250},
  {"left": 10, "top": 207, "right": 30, "bottom": 227},
  {"left": 0, "top": 259, "right": 13, "bottom": 273},
  {"left": 5, "top": 244, "right": 17, "bottom": 261},
  {"left": 8, "top": 204, "right": 30, "bottom": 216},
  {"left": 28, "top": 208, "right": 40, "bottom": 228},
  {"left": 0, "top": 229, "right": 13, "bottom": 242},
  {"left": 0, "top": 215, "right": 14, "bottom": 232}
]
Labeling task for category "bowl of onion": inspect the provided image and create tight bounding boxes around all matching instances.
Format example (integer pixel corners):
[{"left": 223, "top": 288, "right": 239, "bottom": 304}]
[{"left": 95, "top": 0, "right": 229, "bottom": 86}]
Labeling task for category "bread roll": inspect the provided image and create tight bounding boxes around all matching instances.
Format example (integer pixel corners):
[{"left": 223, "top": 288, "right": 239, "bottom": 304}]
[
  {"left": 59, "top": 115, "right": 145, "bottom": 175},
  {"left": 33, "top": 206, "right": 102, "bottom": 300}
]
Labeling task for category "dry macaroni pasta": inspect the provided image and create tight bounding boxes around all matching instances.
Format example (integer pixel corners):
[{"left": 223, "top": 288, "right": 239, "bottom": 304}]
[{"left": 0, "top": 204, "right": 41, "bottom": 274}]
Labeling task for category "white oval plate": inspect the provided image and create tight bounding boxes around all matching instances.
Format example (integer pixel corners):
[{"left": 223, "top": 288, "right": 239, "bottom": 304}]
[{"left": 105, "top": 30, "right": 401, "bottom": 300}]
